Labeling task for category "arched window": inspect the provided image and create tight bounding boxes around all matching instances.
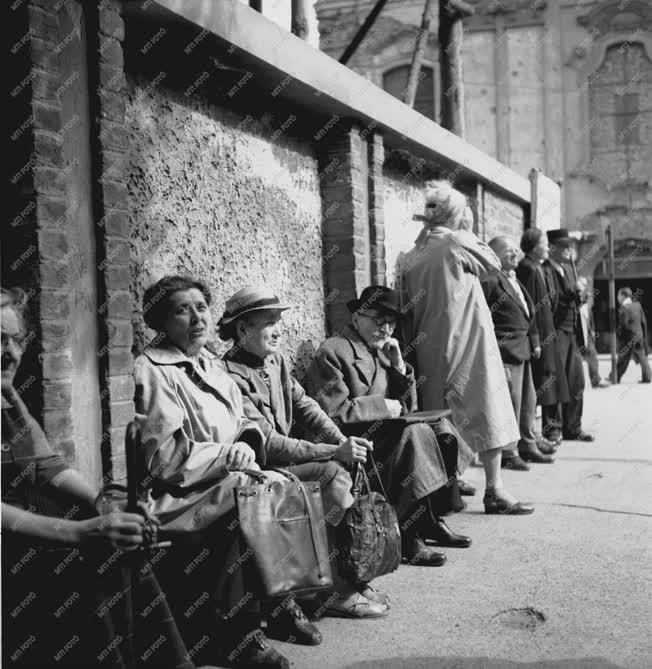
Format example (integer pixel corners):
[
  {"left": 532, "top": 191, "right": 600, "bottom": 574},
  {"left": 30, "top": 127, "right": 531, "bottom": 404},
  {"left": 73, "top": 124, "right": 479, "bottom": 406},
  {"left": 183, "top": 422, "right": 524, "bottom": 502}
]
[{"left": 383, "top": 65, "right": 436, "bottom": 121}]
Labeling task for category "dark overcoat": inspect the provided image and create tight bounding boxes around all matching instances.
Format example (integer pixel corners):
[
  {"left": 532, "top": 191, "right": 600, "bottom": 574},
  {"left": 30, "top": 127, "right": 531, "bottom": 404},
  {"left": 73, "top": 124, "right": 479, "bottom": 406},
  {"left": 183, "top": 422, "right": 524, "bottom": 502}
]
[{"left": 516, "top": 255, "right": 569, "bottom": 406}]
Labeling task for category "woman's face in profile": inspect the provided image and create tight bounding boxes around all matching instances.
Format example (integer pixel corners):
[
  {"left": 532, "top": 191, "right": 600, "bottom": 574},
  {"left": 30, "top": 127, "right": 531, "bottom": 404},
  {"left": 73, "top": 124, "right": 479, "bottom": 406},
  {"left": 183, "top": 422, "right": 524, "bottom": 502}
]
[{"left": 1, "top": 305, "right": 25, "bottom": 390}]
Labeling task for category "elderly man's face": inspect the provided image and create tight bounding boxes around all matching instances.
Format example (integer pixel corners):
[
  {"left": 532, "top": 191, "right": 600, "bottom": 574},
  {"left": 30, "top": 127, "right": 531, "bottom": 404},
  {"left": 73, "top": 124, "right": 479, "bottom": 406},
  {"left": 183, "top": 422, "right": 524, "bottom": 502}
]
[
  {"left": 1, "top": 306, "right": 25, "bottom": 391},
  {"left": 495, "top": 240, "right": 520, "bottom": 271},
  {"left": 352, "top": 309, "right": 396, "bottom": 350},
  {"left": 163, "top": 288, "right": 212, "bottom": 356}
]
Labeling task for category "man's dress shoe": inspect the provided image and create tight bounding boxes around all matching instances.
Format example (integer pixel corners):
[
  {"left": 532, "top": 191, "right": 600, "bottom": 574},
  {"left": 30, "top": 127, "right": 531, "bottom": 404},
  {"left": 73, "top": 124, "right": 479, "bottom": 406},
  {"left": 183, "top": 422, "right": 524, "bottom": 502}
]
[
  {"left": 536, "top": 438, "right": 557, "bottom": 455},
  {"left": 402, "top": 537, "right": 447, "bottom": 566},
  {"left": 230, "top": 631, "right": 290, "bottom": 669},
  {"left": 501, "top": 455, "right": 530, "bottom": 471},
  {"left": 425, "top": 518, "right": 472, "bottom": 548},
  {"left": 563, "top": 431, "right": 595, "bottom": 442},
  {"left": 519, "top": 448, "right": 555, "bottom": 464},
  {"left": 266, "top": 600, "right": 322, "bottom": 645},
  {"left": 483, "top": 492, "right": 534, "bottom": 515},
  {"left": 457, "top": 478, "right": 476, "bottom": 496}
]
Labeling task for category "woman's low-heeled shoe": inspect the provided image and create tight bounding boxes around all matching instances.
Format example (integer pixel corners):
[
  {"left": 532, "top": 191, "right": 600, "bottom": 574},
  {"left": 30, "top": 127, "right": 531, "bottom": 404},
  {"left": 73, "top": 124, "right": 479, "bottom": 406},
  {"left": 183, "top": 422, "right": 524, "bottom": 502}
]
[
  {"left": 357, "top": 583, "right": 391, "bottom": 608},
  {"left": 324, "top": 592, "right": 389, "bottom": 619},
  {"left": 457, "top": 478, "right": 476, "bottom": 496},
  {"left": 483, "top": 493, "right": 534, "bottom": 515}
]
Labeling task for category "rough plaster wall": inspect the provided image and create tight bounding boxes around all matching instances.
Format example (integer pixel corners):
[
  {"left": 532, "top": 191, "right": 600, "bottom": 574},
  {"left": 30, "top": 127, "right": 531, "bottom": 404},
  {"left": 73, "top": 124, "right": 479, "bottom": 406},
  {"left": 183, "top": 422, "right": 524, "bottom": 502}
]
[
  {"left": 383, "top": 169, "right": 425, "bottom": 286},
  {"left": 507, "top": 27, "right": 545, "bottom": 177},
  {"left": 463, "top": 31, "right": 497, "bottom": 158},
  {"left": 125, "top": 79, "right": 326, "bottom": 378},
  {"left": 484, "top": 189, "right": 524, "bottom": 242}
]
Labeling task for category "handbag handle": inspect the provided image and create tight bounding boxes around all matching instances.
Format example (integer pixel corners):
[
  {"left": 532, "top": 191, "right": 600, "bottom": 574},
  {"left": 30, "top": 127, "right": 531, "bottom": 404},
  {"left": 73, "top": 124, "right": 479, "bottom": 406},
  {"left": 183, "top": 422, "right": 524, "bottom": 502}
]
[
  {"left": 243, "top": 467, "right": 327, "bottom": 579},
  {"left": 353, "top": 453, "right": 389, "bottom": 500}
]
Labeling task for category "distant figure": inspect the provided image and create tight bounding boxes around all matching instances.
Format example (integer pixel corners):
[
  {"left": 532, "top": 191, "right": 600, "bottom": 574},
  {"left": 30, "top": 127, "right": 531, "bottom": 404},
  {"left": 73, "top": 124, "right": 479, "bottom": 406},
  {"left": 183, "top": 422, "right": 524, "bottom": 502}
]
[
  {"left": 616, "top": 287, "right": 651, "bottom": 383},
  {"left": 577, "top": 278, "right": 609, "bottom": 388}
]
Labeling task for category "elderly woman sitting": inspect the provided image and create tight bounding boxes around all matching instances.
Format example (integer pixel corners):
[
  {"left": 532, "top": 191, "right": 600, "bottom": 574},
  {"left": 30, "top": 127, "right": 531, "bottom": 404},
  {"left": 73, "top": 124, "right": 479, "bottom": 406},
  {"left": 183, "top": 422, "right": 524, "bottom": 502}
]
[
  {"left": 134, "top": 275, "right": 318, "bottom": 669},
  {"left": 219, "top": 286, "right": 389, "bottom": 619},
  {"left": 1, "top": 287, "right": 192, "bottom": 669}
]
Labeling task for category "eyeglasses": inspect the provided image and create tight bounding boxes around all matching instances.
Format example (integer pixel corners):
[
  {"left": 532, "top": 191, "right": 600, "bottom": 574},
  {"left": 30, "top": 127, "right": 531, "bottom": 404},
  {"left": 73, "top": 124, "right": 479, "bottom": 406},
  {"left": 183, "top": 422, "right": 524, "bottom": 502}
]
[{"left": 358, "top": 312, "right": 397, "bottom": 327}]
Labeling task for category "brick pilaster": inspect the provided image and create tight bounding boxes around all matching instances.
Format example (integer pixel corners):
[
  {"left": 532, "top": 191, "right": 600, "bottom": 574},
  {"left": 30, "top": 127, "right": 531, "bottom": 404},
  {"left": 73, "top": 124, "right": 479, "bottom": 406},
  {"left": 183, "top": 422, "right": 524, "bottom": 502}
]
[
  {"left": 7, "top": 0, "right": 76, "bottom": 460},
  {"left": 86, "top": 0, "right": 133, "bottom": 481},
  {"left": 368, "top": 132, "right": 386, "bottom": 285}
]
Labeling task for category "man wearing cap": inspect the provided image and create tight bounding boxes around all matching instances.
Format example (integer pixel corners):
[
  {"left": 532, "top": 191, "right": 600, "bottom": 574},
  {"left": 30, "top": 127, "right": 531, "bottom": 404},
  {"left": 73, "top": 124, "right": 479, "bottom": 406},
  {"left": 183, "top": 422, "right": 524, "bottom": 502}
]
[
  {"left": 219, "top": 286, "right": 390, "bottom": 619},
  {"left": 482, "top": 236, "right": 554, "bottom": 470},
  {"left": 545, "top": 229, "right": 594, "bottom": 441},
  {"left": 616, "top": 287, "right": 651, "bottom": 383},
  {"left": 307, "top": 285, "right": 475, "bottom": 567}
]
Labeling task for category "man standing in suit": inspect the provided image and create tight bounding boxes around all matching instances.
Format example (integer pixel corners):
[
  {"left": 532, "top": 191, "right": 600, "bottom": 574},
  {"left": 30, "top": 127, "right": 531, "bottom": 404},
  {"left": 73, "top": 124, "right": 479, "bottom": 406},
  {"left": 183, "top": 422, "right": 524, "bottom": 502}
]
[
  {"left": 516, "top": 229, "right": 568, "bottom": 446},
  {"left": 616, "top": 287, "right": 651, "bottom": 383},
  {"left": 545, "top": 229, "right": 594, "bottom": 441},
  {"left": 482, "top": 237, "right": 554, "bottom": 471},
  {"left": 577, "top": 278, "right": 609, "bottom": 388}
]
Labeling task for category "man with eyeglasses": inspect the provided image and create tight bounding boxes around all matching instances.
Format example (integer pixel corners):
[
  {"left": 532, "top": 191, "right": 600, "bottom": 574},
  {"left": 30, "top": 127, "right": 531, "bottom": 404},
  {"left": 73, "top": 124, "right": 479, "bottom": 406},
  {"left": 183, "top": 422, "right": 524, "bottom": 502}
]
[{"left": 307, "top": 286, "right": 475, "bottom": 567}]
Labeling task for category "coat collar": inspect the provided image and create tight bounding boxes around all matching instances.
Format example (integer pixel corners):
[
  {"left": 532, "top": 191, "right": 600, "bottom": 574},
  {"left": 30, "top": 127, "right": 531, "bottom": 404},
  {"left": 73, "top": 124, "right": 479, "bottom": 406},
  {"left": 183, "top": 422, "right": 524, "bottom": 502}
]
[
  {"left": 143, "top": 344, "right": 218, "bottom": 366},
  {"left": 343, "top": 325, "right": 373, "bottom": 361},
  {"left": 497, "top": 272, "right": 530, "bottom": 318},
  {"left": 223, "top": 348, "right": 280, "bottom": 379},
  {"left": 343, "top": 326, "right": 380, "bottom": 387}
]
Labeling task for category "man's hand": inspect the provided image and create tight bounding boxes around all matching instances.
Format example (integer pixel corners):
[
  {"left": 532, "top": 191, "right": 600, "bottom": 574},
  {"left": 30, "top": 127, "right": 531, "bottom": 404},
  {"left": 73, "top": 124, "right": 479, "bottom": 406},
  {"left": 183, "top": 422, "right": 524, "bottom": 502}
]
[
  {"left": 533, "top": 346, "right": 541, "bottom": 359},
  {"left": 381, "top": 338, "right": 406, "bottom": 373},
  {"left": 334, "top": 436, "right": 373, "bottom": 464},
  {"left": 226, "top": 442, "right": 256, "bottom": 471},
  {"left": 385, "top": 399, "right": 402, "bottom": 418},
  {"left": 78, "top": 512, "right": 147, "bottom": 551}
]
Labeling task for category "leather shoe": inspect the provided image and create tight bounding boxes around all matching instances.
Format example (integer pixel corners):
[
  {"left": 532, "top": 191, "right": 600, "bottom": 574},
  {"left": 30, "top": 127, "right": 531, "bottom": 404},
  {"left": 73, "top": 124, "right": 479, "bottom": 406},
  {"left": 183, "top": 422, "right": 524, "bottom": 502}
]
[
  {"left": 592, "top": 379, "right": 610, "bottom": 388},
  {"left": 483, "top": 491, "right": 534, "bottom": 515},
  {"left": 563, "top": 431, "right": 595, "bottom": 442},
  {"left": 402, "top": 536, "right": 447, "bottom": 566},
  {"left": 266, "top": 599, "right": 322, "bottom": 646},
  {"left": 457, "top": 478, "right": 476, "bottom": 496},
  {"left": 228, "top": 630, "right": 290, "bottom": 669},
  {"left": 519, "top": 448, "right": 555, "bottom": 464},
  {"left": 501, "top": 455, "right": 530, "bottom": 471},
  {"left": 424, "top": 518, "right": 471, "bottom": 548},
  {"left": 536, "top": 437, "right": 557, "bottom": 455}
]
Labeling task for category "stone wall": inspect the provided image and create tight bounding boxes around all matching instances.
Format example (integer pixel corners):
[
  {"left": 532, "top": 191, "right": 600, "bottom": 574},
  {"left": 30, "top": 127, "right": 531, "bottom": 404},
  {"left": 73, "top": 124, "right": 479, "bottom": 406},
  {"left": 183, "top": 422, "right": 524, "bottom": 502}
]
[
  {"left": 125, "top": 78, "right": 326, "bottom": 378},
  {"left": 483, "top": 188, "right": 527, "bottom": 243}
]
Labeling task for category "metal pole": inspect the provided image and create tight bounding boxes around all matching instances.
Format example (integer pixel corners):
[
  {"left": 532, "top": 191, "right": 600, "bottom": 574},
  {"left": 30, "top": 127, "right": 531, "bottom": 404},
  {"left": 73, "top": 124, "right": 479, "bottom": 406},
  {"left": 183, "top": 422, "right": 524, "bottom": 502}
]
[
  {"left": 339, "top": 0, "right": 389, "bottom": 65},
  {"left": 607, "top": 224, "right": 618, "bottom": 383}
]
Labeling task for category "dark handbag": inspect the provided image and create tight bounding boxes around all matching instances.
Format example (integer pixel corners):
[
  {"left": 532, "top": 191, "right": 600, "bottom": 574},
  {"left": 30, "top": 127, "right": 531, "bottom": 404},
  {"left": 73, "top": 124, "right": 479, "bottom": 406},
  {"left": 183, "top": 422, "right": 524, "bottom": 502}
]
[
  {"left": 336, "top": 455, "right": 401, "bottom": 584},
  {"left": 235, "top": 468, "right": 333, "bottom": 598}
]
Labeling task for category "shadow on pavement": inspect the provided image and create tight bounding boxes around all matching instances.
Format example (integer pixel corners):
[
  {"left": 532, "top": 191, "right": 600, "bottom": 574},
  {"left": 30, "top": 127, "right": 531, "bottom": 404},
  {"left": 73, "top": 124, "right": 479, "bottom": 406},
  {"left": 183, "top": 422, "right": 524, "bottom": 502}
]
[{"left": 344, "top": 657, "right": 627, "bottom": 669}]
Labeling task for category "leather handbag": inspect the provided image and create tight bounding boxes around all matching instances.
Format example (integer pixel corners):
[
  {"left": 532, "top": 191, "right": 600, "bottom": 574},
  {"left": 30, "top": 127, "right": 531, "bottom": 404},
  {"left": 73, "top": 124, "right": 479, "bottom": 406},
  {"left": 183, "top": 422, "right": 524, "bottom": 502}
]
[
  {"left": 235, "top": 468, "right": 333, "bottom": 598},
  {"left": 336, "top": 455, "right": 401, "bottom": 584}
]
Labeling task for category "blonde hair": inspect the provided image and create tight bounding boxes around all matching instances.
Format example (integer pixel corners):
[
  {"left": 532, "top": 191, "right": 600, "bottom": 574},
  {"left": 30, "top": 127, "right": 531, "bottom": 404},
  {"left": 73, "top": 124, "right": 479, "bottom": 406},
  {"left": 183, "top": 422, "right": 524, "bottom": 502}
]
[{"left": 423, "top": 180, "right": 467, "bottom": 228}]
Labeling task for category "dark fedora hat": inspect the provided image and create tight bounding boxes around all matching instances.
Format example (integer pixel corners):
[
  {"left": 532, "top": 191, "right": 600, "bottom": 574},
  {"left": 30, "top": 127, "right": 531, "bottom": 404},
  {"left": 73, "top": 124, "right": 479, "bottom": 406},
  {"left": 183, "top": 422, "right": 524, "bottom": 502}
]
[
  {"left": 346, "top": 285, "right": 403, "bottom": 317},
  {"left": 547, "top": 228, "right": 573, "bottom": 246}
]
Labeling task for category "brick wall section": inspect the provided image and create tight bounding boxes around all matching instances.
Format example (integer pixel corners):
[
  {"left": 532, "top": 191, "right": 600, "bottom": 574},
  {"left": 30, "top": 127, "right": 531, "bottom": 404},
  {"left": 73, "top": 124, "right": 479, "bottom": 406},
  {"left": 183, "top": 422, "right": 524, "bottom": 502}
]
[
  {"left": 12, "top": 1, "right": 76, "bottom": 461},
  {"left": 368, "top": 132, "right": 386, "bottom": 285},
  {"left": 88, "top": 0, "right": 133, "bottom": 481},
  {"left": 318, "top": 123, "right": 369, "bottom": 334}
]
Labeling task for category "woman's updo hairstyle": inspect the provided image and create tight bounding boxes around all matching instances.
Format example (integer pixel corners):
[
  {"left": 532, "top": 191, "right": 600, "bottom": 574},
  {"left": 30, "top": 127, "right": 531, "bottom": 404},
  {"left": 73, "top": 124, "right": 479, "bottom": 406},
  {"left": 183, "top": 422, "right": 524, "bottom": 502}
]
[
  {"left": 142, "top": 275, "right": 211, "bottom": 332},
  {"left": 423, "top": 180, "right": 467, "bottom": 229},
  {"left": 520, "top": 228, "right": 544, "bottom": 255}
]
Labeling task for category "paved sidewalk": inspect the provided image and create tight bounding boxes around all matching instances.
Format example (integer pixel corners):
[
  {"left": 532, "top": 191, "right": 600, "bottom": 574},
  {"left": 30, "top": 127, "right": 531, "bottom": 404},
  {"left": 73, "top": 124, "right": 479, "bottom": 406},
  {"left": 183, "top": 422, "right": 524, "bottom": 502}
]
[{"left": 279, "top": 359, "right": 652, "bottom": 669}]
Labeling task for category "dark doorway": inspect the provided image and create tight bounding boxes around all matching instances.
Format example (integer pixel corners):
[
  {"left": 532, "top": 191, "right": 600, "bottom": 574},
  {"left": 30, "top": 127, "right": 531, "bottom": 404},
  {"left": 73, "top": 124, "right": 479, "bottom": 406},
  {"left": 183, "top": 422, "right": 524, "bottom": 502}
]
[{"left": 592, "top": 278, "right": 652, "bottom": 353}]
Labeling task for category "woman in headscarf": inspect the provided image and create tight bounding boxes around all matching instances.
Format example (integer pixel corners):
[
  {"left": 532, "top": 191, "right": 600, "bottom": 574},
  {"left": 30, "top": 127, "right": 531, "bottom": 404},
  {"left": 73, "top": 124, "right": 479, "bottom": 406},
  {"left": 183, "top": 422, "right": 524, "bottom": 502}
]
[{"left": 396, "top": 181, "right": 534, "bottom": 515}]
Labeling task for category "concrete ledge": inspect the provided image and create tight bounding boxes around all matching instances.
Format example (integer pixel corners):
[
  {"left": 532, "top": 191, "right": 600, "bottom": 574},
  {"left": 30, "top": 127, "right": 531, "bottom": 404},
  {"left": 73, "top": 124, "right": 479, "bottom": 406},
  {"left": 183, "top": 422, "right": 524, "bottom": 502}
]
[{"left": 124, "top": 0, "right": 531, "bottom": 204}]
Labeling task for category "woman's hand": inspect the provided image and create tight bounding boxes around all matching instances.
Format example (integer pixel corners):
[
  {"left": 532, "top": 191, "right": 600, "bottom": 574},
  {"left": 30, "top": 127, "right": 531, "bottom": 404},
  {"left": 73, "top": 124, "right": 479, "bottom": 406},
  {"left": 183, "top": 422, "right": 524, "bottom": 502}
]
[
  {"left": 76, "top": 511, "right": 148, "bottom": 551},
  {"left": 385, "top": 399, "right": 402, "bottom": 418},
  {"left": 335, "top": 436, "right": 373, "bottom": 464},
  {"left": 226, "top": 441, "right": 256, "bottom": 471}
]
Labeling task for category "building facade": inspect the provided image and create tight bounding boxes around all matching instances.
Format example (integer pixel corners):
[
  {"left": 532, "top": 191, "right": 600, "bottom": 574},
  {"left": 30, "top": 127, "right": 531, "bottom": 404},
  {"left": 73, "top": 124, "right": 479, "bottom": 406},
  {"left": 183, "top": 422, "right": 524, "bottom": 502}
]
[{"left": 316, "top": 0, "right": 652, "bottom": 349}]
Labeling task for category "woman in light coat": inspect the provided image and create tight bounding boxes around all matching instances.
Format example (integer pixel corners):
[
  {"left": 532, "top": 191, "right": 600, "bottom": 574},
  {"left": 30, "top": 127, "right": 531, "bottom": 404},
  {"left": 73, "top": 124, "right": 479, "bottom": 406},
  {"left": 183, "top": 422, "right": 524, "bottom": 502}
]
[
  {"left": 134, "top": 275, "right": 294, "bottom": 669},
  {"left": 396, "top": 181, "right": 534, "bottom": 515}
]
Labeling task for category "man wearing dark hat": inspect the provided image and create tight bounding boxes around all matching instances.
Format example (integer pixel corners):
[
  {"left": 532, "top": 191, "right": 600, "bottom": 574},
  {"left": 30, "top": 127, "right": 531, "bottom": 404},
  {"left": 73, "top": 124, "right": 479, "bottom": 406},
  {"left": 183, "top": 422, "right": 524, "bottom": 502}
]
[
  {"left": 516, "top": 229, "right": 568, "bottom": 447},
  {"left": 307, "top": 286, "right": 475, "bottom": 567},
  {"left": 545, "top": 229, "right": 594, "bottom": 441}
]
